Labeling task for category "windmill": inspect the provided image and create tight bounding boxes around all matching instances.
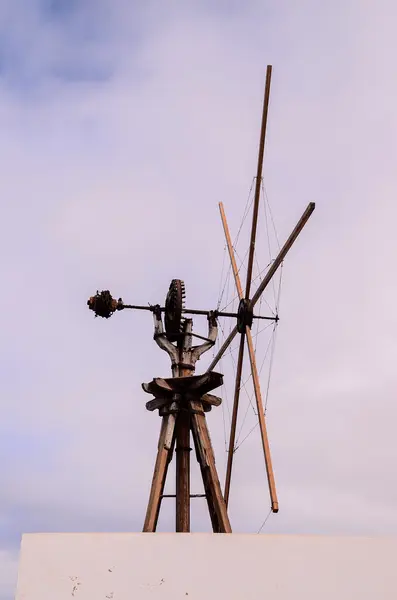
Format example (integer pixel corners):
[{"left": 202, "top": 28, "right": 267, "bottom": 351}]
[{"left": 87, "top": 65, "right": 315, "bottom": 532}]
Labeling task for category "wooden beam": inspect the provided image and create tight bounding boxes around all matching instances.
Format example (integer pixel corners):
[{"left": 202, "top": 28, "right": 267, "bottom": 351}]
[
  {"left": 175, "top": 410, "right": 191, "bottom": 532},
  {"left": 245, "top": 65, "right": 272, "bottom": 300},
  {"left": 224, "top": 334, "right": 245, "bottom": 507},
  {"left": 246, "top": 326, "right": 278, "bottom": 512},
  {"left": 190, "top": 400, "right": 232, "bottom": 533},
  {"left": 219, "top": 201, "right": 244, "bottom": 299},
  {"left": 219, "top": 201, "right": 246, "bottom": 506},
  {"left": 251, "top": 202, "right": 316, "bottom": 308},
  {"left": 206, "top": 326, "right": 238, "bottom": 372},
  {"left": 143, "top": 414, "right": 176, "bottom": 532}
]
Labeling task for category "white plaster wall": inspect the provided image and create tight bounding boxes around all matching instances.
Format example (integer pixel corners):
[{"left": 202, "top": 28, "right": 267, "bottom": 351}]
[{"left": 15, "top": 533, "right": 397, "bottom": 599}]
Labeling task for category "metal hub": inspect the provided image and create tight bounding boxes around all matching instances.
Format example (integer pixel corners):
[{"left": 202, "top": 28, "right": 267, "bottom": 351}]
[
  {"left": 87, "top": 290, "right": 119, "bottom": 319},
  {"left": 164, "top": 279, "right": 186, "bottom": 342},
  {"left": 237, "top": 298, "right": 254, "bottom": 333}
]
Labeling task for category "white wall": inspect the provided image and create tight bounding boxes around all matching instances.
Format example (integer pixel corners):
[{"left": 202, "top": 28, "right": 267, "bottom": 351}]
[{"left": 15, "top": 533, "right": 397, "bottom": 599}]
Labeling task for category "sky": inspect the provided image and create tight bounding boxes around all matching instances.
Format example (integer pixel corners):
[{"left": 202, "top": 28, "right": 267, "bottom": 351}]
[{"left": 2, "top": 0, "right": 397, "bottom": 598}]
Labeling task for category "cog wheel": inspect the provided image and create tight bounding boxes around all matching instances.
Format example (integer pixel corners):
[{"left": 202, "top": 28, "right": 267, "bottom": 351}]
[{"left": 164, "top": 279, "right": 186, "bottom": 342}]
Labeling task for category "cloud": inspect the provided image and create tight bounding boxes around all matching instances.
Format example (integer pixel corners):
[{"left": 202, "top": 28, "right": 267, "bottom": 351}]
[{"left": 1, "top": 0, "right": 397, "bottom": 598}]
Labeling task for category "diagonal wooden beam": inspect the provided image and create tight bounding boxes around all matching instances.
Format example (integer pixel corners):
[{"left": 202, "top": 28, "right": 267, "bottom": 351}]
[
  {"left": 224, "top": 333, "right": 245, "bottom": 507},
  {"left": 206, "top": 326, "right": 238, "bottom": 372},
  {"left": 219, "top": 202, "right": 244, "bottom": 299},
  {"left": 219, "top": 201, "right": 278, "bottom": 510},
  {"left": 219, "top": 201, "right": 246, "bottom": 506},
  {"left": 245, "top": 65, "right": 273, "bottom": 301},
  {"left": 251, "top": 202, "right": 315, "bottom": 308},
  {"left": 245, "top": 325, "right": 278, "bottom": 512}
]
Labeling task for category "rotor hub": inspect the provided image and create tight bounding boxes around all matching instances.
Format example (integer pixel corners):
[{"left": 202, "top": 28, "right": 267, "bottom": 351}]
[
  {"left": 87, "top": 290, "right": 119, "bottom": 318},
  {"left": 237, "top": 298, "right": 253, "bottom": 333}
]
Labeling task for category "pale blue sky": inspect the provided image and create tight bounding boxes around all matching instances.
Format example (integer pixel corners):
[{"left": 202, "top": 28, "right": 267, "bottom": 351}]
[{"left": 2, "top": 1, "right": 397, "bottom": 599}]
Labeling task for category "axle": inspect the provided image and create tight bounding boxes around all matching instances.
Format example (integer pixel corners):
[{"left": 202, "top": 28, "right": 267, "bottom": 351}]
[{"left": 87, "top": 291, "right": 278, "bottom": 323}]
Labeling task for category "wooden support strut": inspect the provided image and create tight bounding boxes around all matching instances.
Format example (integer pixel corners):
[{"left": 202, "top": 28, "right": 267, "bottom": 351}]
[
  {"left": 143, "top": 414, "right": 176, "bottom": 532},
  {"left": 175, "top": 321, "right": 193, "bottom": 532}
]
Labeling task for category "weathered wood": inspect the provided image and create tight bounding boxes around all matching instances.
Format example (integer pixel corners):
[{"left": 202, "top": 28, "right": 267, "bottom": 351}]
[
  {"left": 224, "top": 333, "right": 245, "bottom": 507},
  {"left": 246, "top": 327, "right": 278, "bottom": 512},
  {"left": 143, "top": 414, "right": 176, "bottom": 532},
  {"left": 201, "top": 393, "right": 222, "bottom": 407},
  {"left": 206, "top": 327, "right": 238, "bottom": 372},
  {"left": 191, "top": 417, "right": 220, "bottom": 533},
  {"left": 145, "top": 397, "right": 170, "bottom": 412},
  {"left": 219, "top": 200, "right": 247, "bottom": 507},
  {"left": 175, "top": 410, "right": 191, "bottom": 532},
  {"left": 185, "top": 393, "right": 222, "bottom": 407},
  {"left": 245, "top": 65, "right": 272, "bottom": 300},
  {"left": 190, "top": 400, "right": 232, "bottom": 533},
  {"left": 251, "top": 202, "right": 316, "bottom": 309},
  {"left": 143, "top": 294, "right": 230, "bottom": 533}
]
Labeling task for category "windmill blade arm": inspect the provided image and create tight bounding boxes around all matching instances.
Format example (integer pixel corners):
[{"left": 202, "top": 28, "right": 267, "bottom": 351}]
[
  {"left": 204, "top": 203, "right": 244, "bottom": 373},
  {"left": 246, "top": 326, "right": 278, "bottom": 512},
  {"left": 219, "top": 202, "right": 244, "bottom": 300},
  {"left": 251, "top": 202, "right": 315, "bottom": 308},
  {"left": 245, "top": 65, "right": 273, "bottom": 300},
  {"left": 223, "top": 333, "right": 246, "bottom": 507},
  {"left": 206, "top": 325, "right": 238, "bottom": 372}
]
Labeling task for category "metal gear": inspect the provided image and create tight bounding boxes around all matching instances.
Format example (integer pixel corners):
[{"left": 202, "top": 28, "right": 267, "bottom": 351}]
[{"left": 164, "top": 279, "right": 186, "bottom": 342}]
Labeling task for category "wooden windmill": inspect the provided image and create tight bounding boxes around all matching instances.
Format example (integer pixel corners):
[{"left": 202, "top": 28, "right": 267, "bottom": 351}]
[{"left": 87, "top": 65, "right": 315, "bottom": 533}]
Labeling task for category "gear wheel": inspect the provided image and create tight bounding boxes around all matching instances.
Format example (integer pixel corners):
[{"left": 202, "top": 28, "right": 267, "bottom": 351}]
[{"left": 164, "top": 279, "right": 185, "bottom": 342}]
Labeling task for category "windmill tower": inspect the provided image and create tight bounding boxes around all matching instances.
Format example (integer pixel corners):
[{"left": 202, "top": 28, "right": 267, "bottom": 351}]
[{"left": 86, "top": 65, "right": 315, "bottom": 532}]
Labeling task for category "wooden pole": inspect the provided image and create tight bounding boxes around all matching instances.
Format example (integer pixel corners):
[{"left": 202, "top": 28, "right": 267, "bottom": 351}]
[
  {"left": 175, "top": 410, "right": 190, "bottom": 531},
  {"left": 245, "top": 65, "right": 272, "bottom": 300},
  {"left": 219, "top": 201, "right": 245, "bottom": 506},
  {"left": 206, "top": 326, "right": 238, "bottom": 372},
  {"left": 175, "top": 320, "right": 192, "bottom": 532},
  {"left": 224, "top": 334, "right": 245, "bottom": 507},
  {"left": 245, "top": 326, "right": 278, "bottom": 511},
  {"left": 251, "top": 202, "right": 316, "bottom": 308}
]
